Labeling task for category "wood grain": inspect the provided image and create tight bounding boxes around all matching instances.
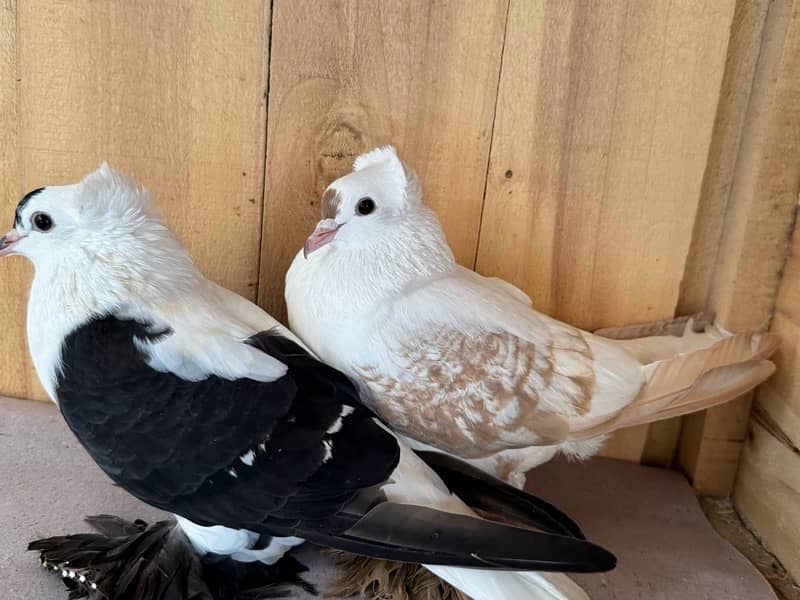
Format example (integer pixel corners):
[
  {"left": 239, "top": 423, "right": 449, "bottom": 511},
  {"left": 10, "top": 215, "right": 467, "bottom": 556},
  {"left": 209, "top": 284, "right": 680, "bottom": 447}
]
[
  {"left": 475, "top": 0, "right": 736, "bottom": 462},
  {"left": 2, "top": 1, "right": 270, "bottom": 400},
  {"left": 734, "top": 421, "right": 800, "bottom": 582},
  {"left": 644, "top": 0, "right": 772, "bottom": 470},
  {"left": 258, "top": 0, "right": 508, "bottom": 319},
  {"left": 0, "top": 0, "right": 32, "bottom": 401},
  {"left": 678, "top": 0, "right": 771, "bottom": 316},
  {"left": 734, "top": 218, "right": 800, "bottom": 580},
  {"left": 678, "top": 0, "right": 800, "bottom": 495}
]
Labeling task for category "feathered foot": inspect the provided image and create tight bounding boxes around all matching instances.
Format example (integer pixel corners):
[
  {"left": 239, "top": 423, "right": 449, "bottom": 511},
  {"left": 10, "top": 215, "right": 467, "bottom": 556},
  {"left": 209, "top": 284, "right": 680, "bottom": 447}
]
[
  {"left": 325, "top": 551, "right": 469, "bottom": 600},
  {"left": 29, "top": 514, "right": 316, "bottom": 600}
]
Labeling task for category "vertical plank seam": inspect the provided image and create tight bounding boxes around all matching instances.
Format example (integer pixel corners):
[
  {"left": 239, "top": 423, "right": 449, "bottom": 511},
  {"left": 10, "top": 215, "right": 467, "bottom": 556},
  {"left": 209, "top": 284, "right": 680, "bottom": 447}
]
[
  {"left": 253, "top": 0, "right": 275, "bottom": 305},
  {"left": 705, "top": 0, "right": 791, "bottom": 328},
  {"left": 12, "top": 0, "right": 30, "bottom": 399},
  {"left": 740, "top": 0, "right": 800, "bottom": 337},
  {"left": 671, "top": 2, "right": 768, "bottom": 476},
  {"left": 678, "top": 409, "right": 706, "bottom": 478},
  {"left": 549, "top": 8, "right": 587, "bottom": 311},
  {"left": 647, "top": 2, "right": 751, "bottom": 470},
  {"left": 14, "top": 0, "right": 21, "bottom": 192},
  {"left": 588, "top": 1, "right": 630, "bottom": 319},
  {"left": 678, "top": 0, "right": 799, "bottom": 494},
  {"left": 676, "top": 1, "right": 771, "bottom": 316},
  {"left": 471, "top": 0, "right": 512, "bottom": 271},
  {"left": 761, "top": 199, "right": 800, "bottom": 332}
]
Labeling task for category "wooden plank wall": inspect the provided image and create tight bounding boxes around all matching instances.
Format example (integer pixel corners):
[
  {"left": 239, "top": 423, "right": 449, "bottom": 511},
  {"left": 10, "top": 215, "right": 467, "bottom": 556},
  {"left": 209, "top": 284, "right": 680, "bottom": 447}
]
[
  {"left": 475, "top": 1, "right": 735, "bottom": 462},
  {"left": 678, "top": 0, "right": 800, "bottom": 495},
  {"left": 0, "top": 0, "right": 796, "bottom": 484},
  {"left": 259, "top": 0, "right": 508, "bottom": 318},
  {"left": 655, "top": 0, "right": 772, "bottom": 471},
  {"left": 729, "top": 0, "right": 800, "bottom": 580},
  {"left": 735, "top": 220, "right": 800, "bottom": 582}
]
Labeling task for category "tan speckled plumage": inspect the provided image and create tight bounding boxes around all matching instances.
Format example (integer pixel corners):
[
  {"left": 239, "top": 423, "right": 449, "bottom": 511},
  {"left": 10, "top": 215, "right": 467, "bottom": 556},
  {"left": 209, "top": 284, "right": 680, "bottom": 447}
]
[{"left": 356, "top": 327, "right": 594, "bottom": 458}]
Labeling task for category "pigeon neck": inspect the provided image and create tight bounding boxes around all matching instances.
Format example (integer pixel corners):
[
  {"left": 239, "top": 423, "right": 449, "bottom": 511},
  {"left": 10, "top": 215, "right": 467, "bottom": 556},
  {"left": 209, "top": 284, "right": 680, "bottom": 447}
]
[
  {"left": 25, "top": 254, "right": 204, "bottom": 399},
  {"left": 352, "top": 210, "right": 456, "bottom": 297}
]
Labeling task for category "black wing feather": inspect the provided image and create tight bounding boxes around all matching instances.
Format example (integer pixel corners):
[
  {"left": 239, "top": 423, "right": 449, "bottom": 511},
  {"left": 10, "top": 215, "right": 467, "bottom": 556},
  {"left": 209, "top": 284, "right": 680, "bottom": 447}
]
[{"left": 56, "top": 318, "right": 398, "bottom": 531}]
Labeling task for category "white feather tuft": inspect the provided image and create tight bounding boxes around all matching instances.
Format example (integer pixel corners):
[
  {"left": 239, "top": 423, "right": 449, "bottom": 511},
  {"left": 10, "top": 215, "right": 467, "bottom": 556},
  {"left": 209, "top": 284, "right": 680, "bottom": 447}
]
[
  {"left": 322, "top": 439, "right": 334, "bottom": 462},
  {"left": 351, "top": 145, "right": 421, "bottom": 205},
  {"left": 353, "top": 145, "right": 400, "bottom": 171},
  {"left": 175, "top": 515, "right": 302, "bottom": 565}
]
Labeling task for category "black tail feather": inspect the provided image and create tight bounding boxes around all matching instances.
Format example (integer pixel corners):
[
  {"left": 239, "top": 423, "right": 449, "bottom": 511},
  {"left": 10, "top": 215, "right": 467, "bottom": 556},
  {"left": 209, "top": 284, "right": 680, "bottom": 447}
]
[
  {"left": 83, "top": 514, "right": 150, "bottom": 537},
  {"left": 28, "top": 515, "right": 317, "bottom": 600},
  {"left": 298, "top": 503, "right": 616, "bottom": 573}
]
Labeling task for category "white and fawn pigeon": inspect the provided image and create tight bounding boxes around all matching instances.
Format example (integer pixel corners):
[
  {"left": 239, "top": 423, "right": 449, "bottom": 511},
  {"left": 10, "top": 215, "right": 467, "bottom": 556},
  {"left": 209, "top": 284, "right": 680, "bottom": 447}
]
[
  {"left": 0, "top": 165, "right": 615, "bottom": 600},
  {"left": 286, "top": 146, "right": 780, "bottom": 489}
]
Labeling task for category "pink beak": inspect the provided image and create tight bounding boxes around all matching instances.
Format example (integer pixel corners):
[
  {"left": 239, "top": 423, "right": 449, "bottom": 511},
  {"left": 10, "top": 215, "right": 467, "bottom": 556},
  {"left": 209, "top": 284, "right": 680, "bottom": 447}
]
[
  {"left": 0, "top": 230, "right": 23, "bottom": 258},
  {"left": 304, "top": 219, "right": 340, "bottom": 258}
]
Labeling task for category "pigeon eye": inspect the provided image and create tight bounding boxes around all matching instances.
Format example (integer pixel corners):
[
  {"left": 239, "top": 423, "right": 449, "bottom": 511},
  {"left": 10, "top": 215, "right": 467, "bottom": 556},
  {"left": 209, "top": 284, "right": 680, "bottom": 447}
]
[
  {"left": 356, "top": 197, "right": 375, "bottom": 216},
  {"left": 32, "top": 212, "right": 54, "bottom": 232}
]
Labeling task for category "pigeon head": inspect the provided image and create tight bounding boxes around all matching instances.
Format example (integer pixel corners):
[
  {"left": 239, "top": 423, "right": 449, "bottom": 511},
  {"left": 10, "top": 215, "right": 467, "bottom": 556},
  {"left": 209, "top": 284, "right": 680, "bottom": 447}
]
[
  {"left": 292, "top": 146, "right": 457, "bottom": 317},
  {"left": 303, "top": 146, "right": 425, "bottom": 257},
  {"left": 1, "top": 163, "right": 197, "bottom": 306}
]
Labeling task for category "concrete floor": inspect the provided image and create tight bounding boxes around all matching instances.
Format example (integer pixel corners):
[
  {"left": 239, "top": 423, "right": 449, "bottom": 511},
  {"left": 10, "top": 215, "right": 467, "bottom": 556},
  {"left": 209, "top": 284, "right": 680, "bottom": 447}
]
[{"left": 0, "top": 396, "right": 777, "bottom": 599}]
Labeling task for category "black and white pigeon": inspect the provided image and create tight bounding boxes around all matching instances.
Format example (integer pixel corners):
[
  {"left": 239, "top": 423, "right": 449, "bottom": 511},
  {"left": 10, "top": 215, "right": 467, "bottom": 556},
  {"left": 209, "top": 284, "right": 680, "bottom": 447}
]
[{"left": 0, "top": 165, "right": 614, "bottom": 600}]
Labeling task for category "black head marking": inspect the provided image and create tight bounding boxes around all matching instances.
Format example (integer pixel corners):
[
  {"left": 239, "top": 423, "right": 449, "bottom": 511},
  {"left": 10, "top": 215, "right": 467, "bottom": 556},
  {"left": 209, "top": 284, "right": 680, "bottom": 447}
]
[{"left": 14, "top": 187, "right": 44, "bottom": 228}]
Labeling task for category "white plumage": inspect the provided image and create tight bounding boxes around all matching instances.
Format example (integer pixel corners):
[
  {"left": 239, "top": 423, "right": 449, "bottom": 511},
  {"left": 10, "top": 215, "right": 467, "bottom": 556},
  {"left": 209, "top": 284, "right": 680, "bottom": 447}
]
[{"left": 286, "top": 145, "right": 779, "bottom": 488}]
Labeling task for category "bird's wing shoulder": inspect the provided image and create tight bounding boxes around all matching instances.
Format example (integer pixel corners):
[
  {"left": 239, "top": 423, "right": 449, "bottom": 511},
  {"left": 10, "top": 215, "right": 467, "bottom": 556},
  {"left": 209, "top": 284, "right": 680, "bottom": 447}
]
[
  {"left": 359, "top": 273, "right": 596, "bottom": 456},
  {"left": 455, "top": 265, "right": 533, "bottom": 306},
  {"left": 140, "top": 280, "right": 302, "bottom": 383}
]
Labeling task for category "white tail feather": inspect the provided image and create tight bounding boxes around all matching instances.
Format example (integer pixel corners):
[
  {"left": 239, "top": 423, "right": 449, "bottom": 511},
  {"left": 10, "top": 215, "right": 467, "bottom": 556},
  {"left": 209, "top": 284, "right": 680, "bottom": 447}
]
[
  {"left": 623, "top": 360, "right": 775, "bottom": 424},
  {"left": 425, "top": 566, "right": 588, "bottom": 600},
  {"left": 576, "top": 328, "right": 779, "bottom": 439}
]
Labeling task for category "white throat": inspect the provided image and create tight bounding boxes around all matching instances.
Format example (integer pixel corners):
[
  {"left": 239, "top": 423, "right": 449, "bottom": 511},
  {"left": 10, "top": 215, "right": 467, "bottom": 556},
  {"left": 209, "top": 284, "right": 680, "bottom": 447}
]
[
  {"left": 25, "top": 243, "right": 202, "bottom": 400},
  {"left": 286, "top": 206, "right": 455, "bottom": 364}
]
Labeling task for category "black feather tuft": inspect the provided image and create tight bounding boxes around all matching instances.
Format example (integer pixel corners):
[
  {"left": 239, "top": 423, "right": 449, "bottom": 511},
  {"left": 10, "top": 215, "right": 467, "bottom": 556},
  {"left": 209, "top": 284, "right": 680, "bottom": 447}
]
[
  {"left": 29, "top": 515, "right": 317, "bottom": 599},
  {"left": 14, "top": 187, "right": 44, "bottom": 228}
]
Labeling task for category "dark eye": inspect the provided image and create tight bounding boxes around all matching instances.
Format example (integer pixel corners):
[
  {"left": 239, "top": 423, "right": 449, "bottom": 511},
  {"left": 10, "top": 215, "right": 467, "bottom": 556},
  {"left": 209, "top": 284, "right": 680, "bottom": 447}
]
[
  {"left": 32, "top": 212, "right": 53, "bottom": 232},
  {"left": 356, "top": 197, "right": 375, "bottom": 216}
]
